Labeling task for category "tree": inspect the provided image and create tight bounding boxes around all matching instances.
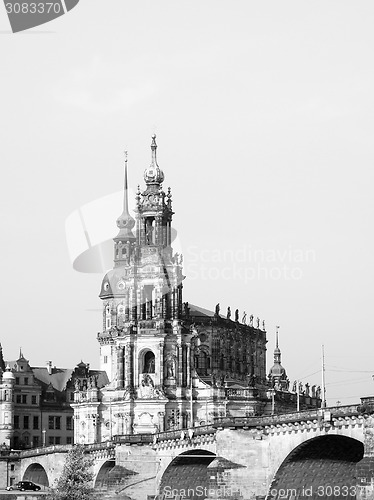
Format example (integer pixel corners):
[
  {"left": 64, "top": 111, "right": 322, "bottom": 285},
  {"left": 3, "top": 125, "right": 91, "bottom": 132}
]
[{"left": 49, "top": 445, "right": 95, "bottom": 500}]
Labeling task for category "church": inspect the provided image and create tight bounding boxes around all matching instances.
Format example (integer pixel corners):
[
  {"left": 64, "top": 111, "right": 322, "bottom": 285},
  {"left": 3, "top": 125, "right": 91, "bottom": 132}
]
[{"left": 71, "top": 136, "right": 321, "bottom": 444}]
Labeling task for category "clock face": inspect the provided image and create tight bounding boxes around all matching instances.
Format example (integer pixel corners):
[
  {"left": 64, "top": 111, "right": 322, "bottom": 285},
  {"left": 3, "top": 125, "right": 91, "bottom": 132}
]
[
  {"left": 117, "top": 280, "right": 125, "bottom": 291},
  {"left": 148, "top": 194, "right": 155, "bottom": 203}
]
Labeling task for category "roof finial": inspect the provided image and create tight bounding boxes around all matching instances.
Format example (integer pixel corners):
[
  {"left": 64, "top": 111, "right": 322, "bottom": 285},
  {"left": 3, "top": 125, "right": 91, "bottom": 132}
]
[
  {"left": 114, "top": 149, "right": 135, "bottom": 242},
  {"left": 276, "top": 325, "right": 280, "bottom": 349},
  {"left": 123, "top": 150, "right": 129, "bottom": 214},
  {"left": 151, "top": 134, "right": 158, "bottom": 165}
]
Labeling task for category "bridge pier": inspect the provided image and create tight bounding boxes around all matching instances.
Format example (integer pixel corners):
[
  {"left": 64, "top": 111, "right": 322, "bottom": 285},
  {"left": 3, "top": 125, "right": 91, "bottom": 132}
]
[
  {"left": 357, "top": 414, "right": 374, "bottom": 500},
  {"left": 114, "top": 444, "right": 158, "bottom": 498}
]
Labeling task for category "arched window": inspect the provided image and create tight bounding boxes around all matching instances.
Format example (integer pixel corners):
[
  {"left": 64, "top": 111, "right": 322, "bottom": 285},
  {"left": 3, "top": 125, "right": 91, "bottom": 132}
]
[
  {"left": 145, "top": 218, "right": 155, "bottom": 245},
  {"left": 143, "top": 351, "right": 155, "bottom": 373}
]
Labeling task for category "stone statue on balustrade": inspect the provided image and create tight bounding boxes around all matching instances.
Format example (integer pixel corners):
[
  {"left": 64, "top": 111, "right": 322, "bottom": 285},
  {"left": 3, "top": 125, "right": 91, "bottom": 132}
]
[{"left": 184, "top": 302, "right": 190, "bottom": 317}]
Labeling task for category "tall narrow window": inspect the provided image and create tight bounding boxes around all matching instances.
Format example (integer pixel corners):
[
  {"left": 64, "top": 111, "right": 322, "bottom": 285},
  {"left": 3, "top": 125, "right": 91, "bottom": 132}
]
[
  {"left": 143, "top": 351, "right": 155, "bottom": 373},
  {"left": 66, "top": 416, "right": 73, "bottom": 430},
  {"left": 105, "top": 304, "right": 111, "bottom": 330}
]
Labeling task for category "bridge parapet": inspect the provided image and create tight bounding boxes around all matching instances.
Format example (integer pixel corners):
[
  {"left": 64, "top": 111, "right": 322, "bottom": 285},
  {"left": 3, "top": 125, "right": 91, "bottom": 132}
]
[
  {"left": 112, "top": 425, "right": 216, "bottom": 447},
  {"left": 213, "top": 404, "right": 363, "bottom": 430},
  {"left": 20, "top": 444, "right": 72, "bottom": 458},
  {"left": 0, "top": 449, "right": 21, "bottom": 459},
  {"left": 84, "top": 441, "right": 116, "bottom": 452},
  {"left": 153, "top": 425, "right": 216, "bottom": 452}
]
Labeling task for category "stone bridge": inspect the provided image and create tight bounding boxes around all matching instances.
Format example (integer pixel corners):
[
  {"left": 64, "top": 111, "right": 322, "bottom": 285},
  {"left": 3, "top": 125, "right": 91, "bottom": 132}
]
[
  {"left": 16, "top": 402, "right": 374, "bottom": 500},
  {"left": 19, "top": 442, "right": 115, "bottom": 489}
]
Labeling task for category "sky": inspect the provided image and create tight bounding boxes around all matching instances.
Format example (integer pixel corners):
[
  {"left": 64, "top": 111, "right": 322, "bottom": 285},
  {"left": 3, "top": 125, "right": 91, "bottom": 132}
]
[{"left": 0, "top": 1, "right": 373, "bottom": 406}]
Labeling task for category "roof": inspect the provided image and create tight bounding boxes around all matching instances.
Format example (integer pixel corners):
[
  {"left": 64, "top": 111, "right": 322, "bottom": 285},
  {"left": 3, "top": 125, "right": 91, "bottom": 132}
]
[
  {"left": 32, "top": 367, "right": 73, "bottom": 392},
  {"left": 32, "top": 367, "right": 109, "bottom": 392},
  {"left": 188, "top": 303, "right": 223, "bottom": 318}
]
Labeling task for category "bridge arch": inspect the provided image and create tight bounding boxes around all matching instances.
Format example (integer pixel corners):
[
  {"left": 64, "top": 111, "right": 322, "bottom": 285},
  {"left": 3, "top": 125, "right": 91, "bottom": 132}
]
[
  {"left": 23, "top": 463, "right": 49, "bottom": 487},
  {"left": 268, "top": 435, "right": 364, "bottom": 500},
  {"left": 159, "top": 449, "right": 216, "bottom": 500},
  {"left": 94, "top": 459, "right": 116, "bottom": 489}
]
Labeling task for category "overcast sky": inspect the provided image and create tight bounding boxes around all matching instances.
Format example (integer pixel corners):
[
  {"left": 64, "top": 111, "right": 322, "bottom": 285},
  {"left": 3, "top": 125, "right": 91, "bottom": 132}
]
[{"left": 1, "top": 1, "right": 373, "bottom": 406}]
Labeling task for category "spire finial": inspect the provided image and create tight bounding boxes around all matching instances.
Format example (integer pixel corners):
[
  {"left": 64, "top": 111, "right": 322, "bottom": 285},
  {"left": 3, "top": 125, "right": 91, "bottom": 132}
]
[
  {"left": 123, "top": 150, "right": 129, "bottom": 214},
  {"left": 114, "top": 149, "right": 135, "bottom": 242},
  {"left": 276, "top": 325, "right": 280, "bottom": 349},
  {"left": 151, "top": 134, "right": 157, "bottom": 163}
]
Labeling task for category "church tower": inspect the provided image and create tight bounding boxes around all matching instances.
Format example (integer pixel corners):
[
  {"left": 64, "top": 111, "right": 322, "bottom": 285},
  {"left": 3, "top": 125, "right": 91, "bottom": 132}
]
[
  {"left": 94, "top": 136, "right": 188, "bottom": 437},
  {"left": 268, "top": 327, "right": 288, "bottom": 390},
  {"left": 0, "top": 344, "right": 14, "bottom": 447}
]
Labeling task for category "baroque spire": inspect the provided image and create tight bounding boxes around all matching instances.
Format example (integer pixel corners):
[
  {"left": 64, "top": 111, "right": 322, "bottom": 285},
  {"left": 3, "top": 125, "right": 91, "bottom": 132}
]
[
  {"left": 274, "top": 326, "right": 281, "bottom": 362},
  {"left": 115, "top": 151, "right": 136, "bottom": 242},
  {"left": 0, "top": 343, "right": 5, "bottom": 372}
]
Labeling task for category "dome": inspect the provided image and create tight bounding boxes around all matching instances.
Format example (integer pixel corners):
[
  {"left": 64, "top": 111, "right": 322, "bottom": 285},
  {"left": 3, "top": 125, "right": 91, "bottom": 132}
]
[
  {"left": 2, "top": 365, "right": 15, "bottom": 381},
  {"left": 269, "top": 362, "right": 286, "bottom": 378},
  {"left": 100, "top": 268, "right": 127, "bottom": 298}
]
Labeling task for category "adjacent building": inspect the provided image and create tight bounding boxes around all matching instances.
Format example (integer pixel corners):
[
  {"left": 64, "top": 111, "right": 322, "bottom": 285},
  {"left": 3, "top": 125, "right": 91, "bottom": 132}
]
[{"left": 0, "top": 348, "right": 108, "bottom": 450}]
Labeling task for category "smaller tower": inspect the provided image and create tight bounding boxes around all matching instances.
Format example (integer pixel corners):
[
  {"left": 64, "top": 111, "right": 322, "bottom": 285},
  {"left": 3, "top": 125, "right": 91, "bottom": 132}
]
[
  {"left": 113, "top": 151, "right": 136, "bottom": 268},
  {"left": 268, "top": 326, "right": 288, "bottom": 390},
  {"left": 0, "top": 361, "right": 15, "bottom": 447}
]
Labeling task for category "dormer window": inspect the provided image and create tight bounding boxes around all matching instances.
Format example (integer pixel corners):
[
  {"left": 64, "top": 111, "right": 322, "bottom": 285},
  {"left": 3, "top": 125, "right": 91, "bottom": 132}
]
[{"left": 46, "top": 391, "right": 55, "bottom": 401}]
